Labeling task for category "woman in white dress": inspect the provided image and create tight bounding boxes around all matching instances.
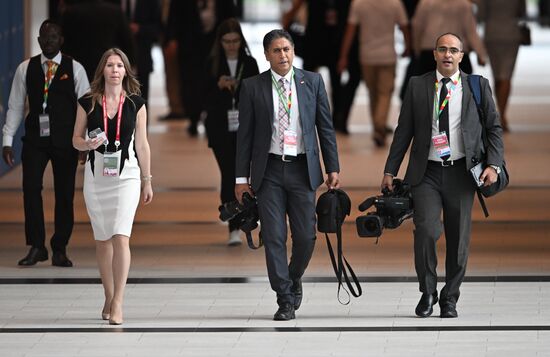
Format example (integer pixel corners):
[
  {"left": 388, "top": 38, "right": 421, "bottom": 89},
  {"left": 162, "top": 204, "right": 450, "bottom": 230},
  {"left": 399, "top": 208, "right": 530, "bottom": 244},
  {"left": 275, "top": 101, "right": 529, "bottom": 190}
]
[{"left": 73, "top": 48, "right": 153, "bottom": 325}]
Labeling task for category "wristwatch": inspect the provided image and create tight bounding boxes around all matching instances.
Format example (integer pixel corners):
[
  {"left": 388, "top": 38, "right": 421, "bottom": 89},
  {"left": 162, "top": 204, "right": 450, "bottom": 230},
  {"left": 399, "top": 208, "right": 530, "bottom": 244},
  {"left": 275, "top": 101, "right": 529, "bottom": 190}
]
[{"left": 490, "top": 165, "right": 501, "bottom": 174}]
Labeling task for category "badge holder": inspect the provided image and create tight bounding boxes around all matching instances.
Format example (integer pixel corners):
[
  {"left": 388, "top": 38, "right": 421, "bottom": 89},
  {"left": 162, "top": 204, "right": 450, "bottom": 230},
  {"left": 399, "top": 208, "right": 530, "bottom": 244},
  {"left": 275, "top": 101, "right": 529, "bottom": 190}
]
[
  {"left": 432, "top": 132, "right": 451, "bottom": 162},
  {"left": 103, "top": 141, "right": 120, "bottom": 177},
  {"left": 283, "top": 130, "right": 298, "bottom": 161},
  {"left": 39, "top": 114, "right": 50, "bottom": 137},
  {"left": 227, "top": 98, "right": 239, "bottom": 132}
]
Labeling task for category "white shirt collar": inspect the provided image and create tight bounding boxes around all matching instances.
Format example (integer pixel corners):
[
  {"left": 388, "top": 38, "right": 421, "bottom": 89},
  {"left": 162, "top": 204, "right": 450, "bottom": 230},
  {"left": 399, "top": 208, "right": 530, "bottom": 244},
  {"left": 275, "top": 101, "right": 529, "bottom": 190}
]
[
  {"left": 41, "top": 52, "right": 62, "bottom": 66},
  {"left": 270, "top": 68, "right": 294, "bottom": 83},
  {"left": 436, "top": 69, "right": 460, "bottom": 84}
]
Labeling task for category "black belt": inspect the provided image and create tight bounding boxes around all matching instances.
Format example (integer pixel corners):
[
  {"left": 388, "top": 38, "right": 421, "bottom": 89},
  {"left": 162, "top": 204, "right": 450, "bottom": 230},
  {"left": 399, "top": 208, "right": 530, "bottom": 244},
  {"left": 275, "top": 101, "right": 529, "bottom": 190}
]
[
  {"left": 428, "top": 158, "right": 465, "bottom": 167},
  {"left": 269, "top": 153, "right": 306, "bottom": 162}
]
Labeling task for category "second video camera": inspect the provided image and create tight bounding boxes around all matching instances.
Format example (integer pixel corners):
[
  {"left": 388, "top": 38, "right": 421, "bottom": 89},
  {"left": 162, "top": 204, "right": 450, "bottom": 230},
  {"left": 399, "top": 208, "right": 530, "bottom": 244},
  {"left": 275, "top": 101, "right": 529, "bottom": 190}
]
[{"left": 355, "top": 178, "right": 413, "bottom": 238}]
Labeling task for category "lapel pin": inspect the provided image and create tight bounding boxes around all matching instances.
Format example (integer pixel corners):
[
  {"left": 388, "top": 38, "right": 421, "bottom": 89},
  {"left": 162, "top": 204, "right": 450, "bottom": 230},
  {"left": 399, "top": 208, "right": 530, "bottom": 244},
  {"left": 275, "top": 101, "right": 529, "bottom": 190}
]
[{"left": 300, "top": 80, "right": 304, "bottom": 84}]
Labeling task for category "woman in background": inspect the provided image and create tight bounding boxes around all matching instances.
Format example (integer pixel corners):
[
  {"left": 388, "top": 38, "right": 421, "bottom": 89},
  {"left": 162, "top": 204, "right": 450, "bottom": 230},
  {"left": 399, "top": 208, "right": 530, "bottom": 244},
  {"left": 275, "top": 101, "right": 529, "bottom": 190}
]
[
  {"left": 73, "top": 48, "right": 153, "bottom": 325},
  {"left": 477, "top": 0, "right": 526, "bottom": 132},
  {"left": 204, "top": 18, "right": 259, "bottom": 246}
]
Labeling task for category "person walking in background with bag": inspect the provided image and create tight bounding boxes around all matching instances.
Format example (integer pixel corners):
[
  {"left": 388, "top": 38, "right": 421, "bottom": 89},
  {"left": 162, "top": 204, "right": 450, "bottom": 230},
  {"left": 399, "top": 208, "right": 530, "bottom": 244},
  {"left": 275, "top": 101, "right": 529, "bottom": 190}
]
[
  {"left": 204, "top": 18, "right": 259, "bottom": 246},
  {"left": 477, "top": 0, "right": 527, "bottom": 132},
  {"left": 381, "top": 33, "right": 505, "bottom": 318}
]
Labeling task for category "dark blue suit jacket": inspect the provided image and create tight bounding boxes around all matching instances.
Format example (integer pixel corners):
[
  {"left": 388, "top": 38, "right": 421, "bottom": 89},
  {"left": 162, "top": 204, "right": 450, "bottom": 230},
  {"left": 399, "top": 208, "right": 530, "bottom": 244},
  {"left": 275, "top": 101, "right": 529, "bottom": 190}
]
[{"left": 236, "top": 68, "right": 340, "bottom": 191}]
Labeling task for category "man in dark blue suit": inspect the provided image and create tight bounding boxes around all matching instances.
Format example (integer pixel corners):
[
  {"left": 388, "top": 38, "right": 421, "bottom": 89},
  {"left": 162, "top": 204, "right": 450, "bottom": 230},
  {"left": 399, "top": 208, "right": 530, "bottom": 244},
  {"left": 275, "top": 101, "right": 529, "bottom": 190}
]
[{"left": 235, "top": 30, "right": 340, "bottom": 321}]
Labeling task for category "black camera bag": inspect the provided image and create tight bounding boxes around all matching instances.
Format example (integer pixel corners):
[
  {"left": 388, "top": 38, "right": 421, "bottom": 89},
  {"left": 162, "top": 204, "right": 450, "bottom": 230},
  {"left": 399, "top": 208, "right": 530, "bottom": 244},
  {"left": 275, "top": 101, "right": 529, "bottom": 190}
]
[
  {"left": 316, "top": 189, "right": 362, "bottom": 303},
  {"left": 467, "top": 75, "right": 510, "bottom": 217}
]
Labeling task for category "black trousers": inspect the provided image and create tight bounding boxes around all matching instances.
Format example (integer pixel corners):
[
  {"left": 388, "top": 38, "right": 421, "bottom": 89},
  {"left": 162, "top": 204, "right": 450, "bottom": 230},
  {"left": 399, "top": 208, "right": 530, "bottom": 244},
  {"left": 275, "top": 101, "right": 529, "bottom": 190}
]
[
  {"left": 256, "top": 156, "right": 316, "bottom": 306},
  {"left": 21, "top": 142, "right": 78, "bottom": 252},
  {"left": 211, "top": 144, "right": 239, "bottom": 232},
  {"left": 411, "top": 159, "right": 476, "bottom": 305}
]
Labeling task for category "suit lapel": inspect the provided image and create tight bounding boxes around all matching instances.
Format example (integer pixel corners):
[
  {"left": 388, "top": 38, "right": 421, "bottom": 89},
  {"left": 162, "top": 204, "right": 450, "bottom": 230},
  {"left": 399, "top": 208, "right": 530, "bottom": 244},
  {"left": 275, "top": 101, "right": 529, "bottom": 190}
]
[
  {"left": 425, "top": 71, "right": 436, "bottom": 132},
  {"left": 261, "top": 70, "right": 274, "bottom": 128},
  {"left": 461, "top": 71, "right": 472, "bottom": 123},
  {"left": 294, "top": 68, "right": 308, "bottom": 130}
]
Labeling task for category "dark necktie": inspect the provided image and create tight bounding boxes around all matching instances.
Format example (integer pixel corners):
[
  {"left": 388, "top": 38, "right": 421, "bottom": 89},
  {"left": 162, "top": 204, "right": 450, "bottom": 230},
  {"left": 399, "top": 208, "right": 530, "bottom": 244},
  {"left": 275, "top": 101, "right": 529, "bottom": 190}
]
[{"left": 438, "top": 77, "right": 451, "bottom": 160}]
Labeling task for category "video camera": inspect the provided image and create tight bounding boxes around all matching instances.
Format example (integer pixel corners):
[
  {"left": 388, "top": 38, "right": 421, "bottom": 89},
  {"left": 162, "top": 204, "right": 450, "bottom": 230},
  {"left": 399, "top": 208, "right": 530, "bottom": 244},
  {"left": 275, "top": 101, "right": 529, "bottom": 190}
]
[
  {"left": 355, "top": 178, "right": 413, "bottom": 238},
  {"left": 219, "top": 192, "right": 259, "bottom": 234}
]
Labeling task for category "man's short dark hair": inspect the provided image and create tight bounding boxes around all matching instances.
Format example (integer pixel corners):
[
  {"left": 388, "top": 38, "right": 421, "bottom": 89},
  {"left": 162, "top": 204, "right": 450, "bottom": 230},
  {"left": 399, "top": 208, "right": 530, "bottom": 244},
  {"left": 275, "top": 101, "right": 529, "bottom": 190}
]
[
  {"left": 434, "top": 32, "right": 463, "bottom": 50},
  {"left": 39, "top": 19, "right": 62, "bottom": 35},
  {"left": 263, "top": 29, "right": 294, "bottom": 51}
]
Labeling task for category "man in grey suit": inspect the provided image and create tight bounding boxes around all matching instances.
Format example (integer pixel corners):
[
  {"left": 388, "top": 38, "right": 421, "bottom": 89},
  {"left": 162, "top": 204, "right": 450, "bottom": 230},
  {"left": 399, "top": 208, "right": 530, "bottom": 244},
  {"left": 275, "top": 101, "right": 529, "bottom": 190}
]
[
  {"left": 235, "top": 29, "right": 340, "bottom": 321},
  {"left": 381, "top": 33, "right": 504, "bottom": 318}
]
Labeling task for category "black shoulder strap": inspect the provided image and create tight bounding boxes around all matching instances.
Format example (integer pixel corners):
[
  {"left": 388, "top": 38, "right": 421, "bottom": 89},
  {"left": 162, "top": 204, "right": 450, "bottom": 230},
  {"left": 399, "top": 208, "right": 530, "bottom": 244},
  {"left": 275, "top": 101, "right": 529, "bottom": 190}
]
[
  {"left": 467, "top": 74, "right": 490, "bottom": 218},
  {"left": 325, "top": 205, "right": 362, "bottom": 304}
]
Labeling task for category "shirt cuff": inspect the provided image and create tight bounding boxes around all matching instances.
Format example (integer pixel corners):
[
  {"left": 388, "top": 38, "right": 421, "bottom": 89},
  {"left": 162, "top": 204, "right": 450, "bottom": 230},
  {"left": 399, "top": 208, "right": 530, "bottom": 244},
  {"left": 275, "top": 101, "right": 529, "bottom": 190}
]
[
  {"left": 384, "top": 172, "right": 394, "bottom": 177},
  {"left": 235, "top": 177, "right": 249, "bottom": 184},
  {"left": 2, "top": 135, "right": 14, "bottom": 147}
]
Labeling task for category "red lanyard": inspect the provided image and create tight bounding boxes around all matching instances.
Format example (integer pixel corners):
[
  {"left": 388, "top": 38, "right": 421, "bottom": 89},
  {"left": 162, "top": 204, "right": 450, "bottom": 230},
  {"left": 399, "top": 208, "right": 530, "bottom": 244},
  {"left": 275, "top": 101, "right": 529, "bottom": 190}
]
[{"left": 102, "top": 93, "right": 125, "bottom": 150}]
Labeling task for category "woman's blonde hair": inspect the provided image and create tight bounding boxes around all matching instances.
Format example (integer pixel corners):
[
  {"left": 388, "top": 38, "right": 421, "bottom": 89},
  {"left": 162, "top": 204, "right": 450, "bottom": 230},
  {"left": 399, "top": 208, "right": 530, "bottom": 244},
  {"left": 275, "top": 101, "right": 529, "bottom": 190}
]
[{"left": 86, "top": 48, "right": 141, "bottom": 112}]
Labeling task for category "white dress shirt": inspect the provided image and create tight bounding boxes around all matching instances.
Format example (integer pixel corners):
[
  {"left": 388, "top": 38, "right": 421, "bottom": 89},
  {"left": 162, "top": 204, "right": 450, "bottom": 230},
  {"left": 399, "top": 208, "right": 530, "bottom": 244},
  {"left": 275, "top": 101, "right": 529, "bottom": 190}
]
[
  {"left": 428, "top": 70, "right": 466, "bottom": 162},
  {"left": 2, "top": 52, "right": 90, "bottom": 147},
  {"left": 268, "top": 69, "right": 304, "bottom": 155}
]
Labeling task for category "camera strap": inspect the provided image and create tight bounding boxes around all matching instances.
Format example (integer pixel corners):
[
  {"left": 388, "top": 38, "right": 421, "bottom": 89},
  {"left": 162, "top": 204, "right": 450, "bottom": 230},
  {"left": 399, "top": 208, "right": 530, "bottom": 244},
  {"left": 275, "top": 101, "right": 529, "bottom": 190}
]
[
  {"left": 324, "top": 204, "right": 362, "bottom": 304},
  {"left": 245, "top": 231, "right": 263, "bottom": 250}
]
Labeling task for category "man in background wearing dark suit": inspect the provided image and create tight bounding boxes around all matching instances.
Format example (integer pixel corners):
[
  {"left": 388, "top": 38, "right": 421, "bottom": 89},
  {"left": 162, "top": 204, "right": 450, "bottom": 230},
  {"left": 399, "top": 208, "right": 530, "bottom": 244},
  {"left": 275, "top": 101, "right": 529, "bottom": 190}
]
[
  {"left": 60, "top": 0, "right": 135, "bottom": 81},
  {"left": 2, "top": 20, "right": 89, "bottom": 267},
  {"left": 166, "top": 0, "right": 236, "bottom": 136},
  {"left": 235, "top": 29, "right": 340, "bottom": 321},
  {"left": 381, "top": 33, "right": 504, "bottom": 318},
  {"left": 121, "top": 0, "right": 161, "bottom": 107}
]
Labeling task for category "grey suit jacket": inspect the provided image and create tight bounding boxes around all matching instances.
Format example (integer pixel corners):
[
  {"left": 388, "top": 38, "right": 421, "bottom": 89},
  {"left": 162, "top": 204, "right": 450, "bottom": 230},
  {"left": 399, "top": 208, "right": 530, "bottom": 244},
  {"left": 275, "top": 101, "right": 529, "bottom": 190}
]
[
  {"left": 384, "top": 71, "right": 504, "bottom": 186},
  {"left": 236, "top": 68, "right": 340, "bottom": 192}
]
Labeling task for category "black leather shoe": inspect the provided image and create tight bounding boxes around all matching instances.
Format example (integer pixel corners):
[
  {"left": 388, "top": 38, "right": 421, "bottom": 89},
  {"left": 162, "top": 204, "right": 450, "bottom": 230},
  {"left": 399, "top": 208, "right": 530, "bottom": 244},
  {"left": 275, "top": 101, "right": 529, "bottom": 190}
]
[
  {"left": 18, "top": 247, "right": 48, "bottom": 266},
  {"left": 291, "top": 279, "right": 303, "bottom": 310},
  {"left": 440, "top": 303, "right": 458, "bottom": 318},
  {"left": 415, "top": 293, "right": 438, "bottom": 317},
  {"left": 273, "top": 302, "right": 295, "bottom": 321},
  {"left": 52, "top": 251, "right": 73, "bottom": 267}
]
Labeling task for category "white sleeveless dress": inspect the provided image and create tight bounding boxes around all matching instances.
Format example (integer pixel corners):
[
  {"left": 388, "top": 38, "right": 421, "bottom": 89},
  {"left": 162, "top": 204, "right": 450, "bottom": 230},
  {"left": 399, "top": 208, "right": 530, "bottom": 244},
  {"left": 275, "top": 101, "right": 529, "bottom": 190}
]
[{"left": 79, "top": 95, "right": 144, "bottom": 241}]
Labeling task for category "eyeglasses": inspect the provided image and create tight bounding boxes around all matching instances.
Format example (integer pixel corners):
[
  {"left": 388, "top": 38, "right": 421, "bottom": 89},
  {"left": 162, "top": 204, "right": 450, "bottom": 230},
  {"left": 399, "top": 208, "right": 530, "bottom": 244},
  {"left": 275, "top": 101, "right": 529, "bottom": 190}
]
[
  {"left": 221, "top": 38, "right": 241, "bottom": 45},
  {"left": 436, "top": 47, "right": 462, "bottom": 55}
]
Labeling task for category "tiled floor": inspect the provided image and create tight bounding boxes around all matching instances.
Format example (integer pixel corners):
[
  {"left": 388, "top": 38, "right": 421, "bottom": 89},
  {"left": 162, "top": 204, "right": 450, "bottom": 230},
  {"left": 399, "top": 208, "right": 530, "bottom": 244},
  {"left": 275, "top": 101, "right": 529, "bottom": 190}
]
[{"left": 1, "top": 22, "right": 550, "bottom": 357}]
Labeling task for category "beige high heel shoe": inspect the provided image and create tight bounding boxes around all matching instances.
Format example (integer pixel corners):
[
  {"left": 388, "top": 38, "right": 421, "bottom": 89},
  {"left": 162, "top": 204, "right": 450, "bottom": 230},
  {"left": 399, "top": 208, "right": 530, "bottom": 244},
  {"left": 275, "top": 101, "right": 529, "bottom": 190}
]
[
  {"left": 108, "top": 303, "right": 123, "bottom": 325},
  {"left": 108, "top": 317, "right": 123, "bottom": 325},
  {"left": 101, "top": 300, "right": 111, "bottom": 320},
  {"left": 101, "top": 311, "right": 110, "bottom": 321}
]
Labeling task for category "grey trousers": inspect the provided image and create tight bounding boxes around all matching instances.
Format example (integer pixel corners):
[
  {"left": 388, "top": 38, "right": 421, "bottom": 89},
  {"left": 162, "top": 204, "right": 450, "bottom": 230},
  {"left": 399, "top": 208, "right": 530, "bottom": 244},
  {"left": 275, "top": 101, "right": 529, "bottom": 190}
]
[
  {"left": 411, "top": 159, "right": 476, "bottom": 305},
  {"left": 256, "top": 155, "right": 316, "bottom": 306}
]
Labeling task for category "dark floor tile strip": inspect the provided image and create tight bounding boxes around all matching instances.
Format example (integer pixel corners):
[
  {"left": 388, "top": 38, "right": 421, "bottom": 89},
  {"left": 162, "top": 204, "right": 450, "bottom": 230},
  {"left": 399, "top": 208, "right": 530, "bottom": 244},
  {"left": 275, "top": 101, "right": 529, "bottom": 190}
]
[
  {"left": 0, "top": 276, "right": 549, "bottom": 285},
  {"left": 0, "top": 326, "right": 549, "bottom": 333},
  {"left": 1, "top": 220, "right": 549, "bottom": 226}
]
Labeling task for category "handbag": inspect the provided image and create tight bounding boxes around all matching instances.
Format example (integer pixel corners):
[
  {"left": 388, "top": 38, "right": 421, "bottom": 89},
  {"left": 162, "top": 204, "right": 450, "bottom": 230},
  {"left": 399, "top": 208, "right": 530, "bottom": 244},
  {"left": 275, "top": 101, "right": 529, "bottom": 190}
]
[
  {"left": 467, "top": 75, "right": 510, "bottom": 217},
  {"left": 519, "top": 23, "right": 531, "bottom": 46}
]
